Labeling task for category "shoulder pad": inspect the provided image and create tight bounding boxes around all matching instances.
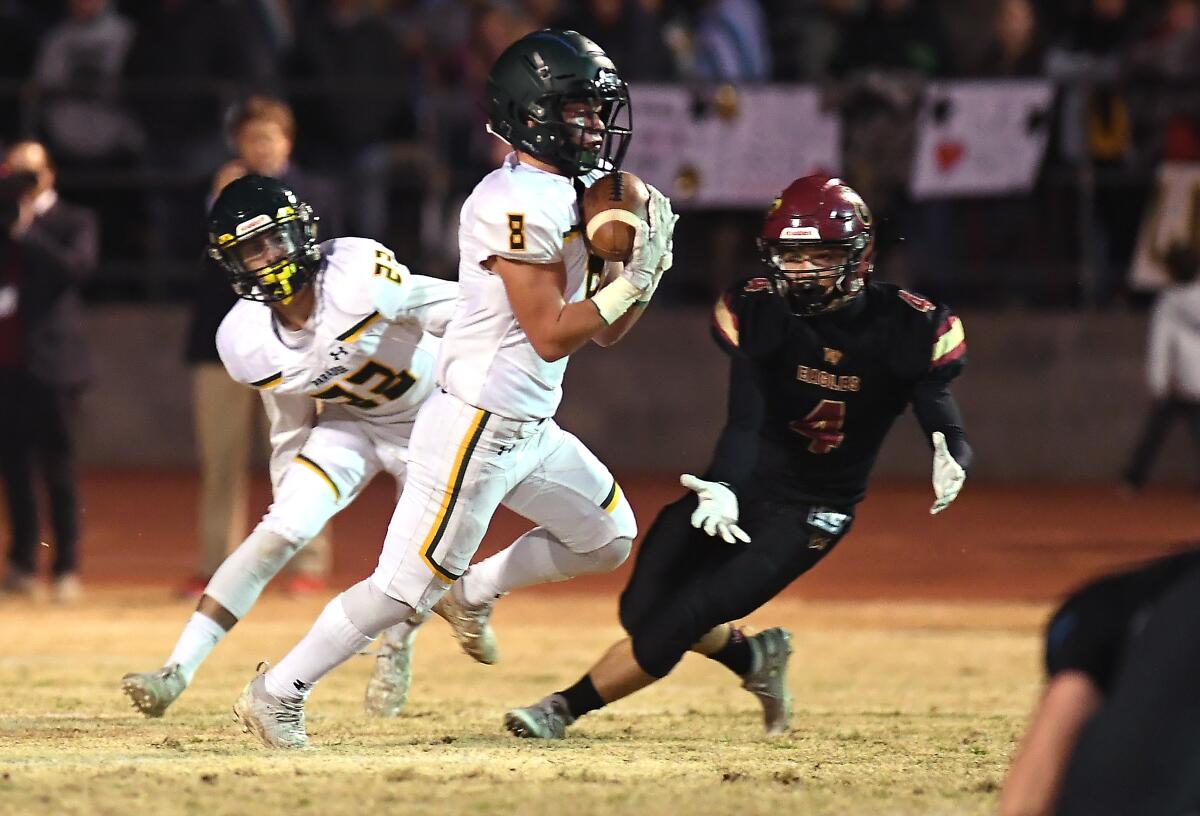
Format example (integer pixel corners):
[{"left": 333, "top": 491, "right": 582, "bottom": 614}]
[
  {"left": 216, "top": 301, "right": 283, "bottom": 388},
  {"left": 321, "top": 237, "right": 421, "bottom": 324},
  {"left": 468, "top": 171, "right": 568, "bottom": 264}
]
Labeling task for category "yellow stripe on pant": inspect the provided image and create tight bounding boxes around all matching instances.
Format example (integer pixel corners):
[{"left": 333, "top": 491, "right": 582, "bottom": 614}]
[
  {"left": 294, "top": 454, "right": 340, "bottom": 502},
  {"left": 420, "top": 407, "right": 491, "bottom": 581}
]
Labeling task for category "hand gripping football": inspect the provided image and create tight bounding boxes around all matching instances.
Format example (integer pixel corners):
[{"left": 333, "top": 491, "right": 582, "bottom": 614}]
[{"left": 581, "top": 171, "right": 650, "bottom": 263}]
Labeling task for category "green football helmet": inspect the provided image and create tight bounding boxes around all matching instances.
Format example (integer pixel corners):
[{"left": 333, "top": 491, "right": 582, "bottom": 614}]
[
  {"left": 485, "top": 29, "right": 632, "bottom": 177},
  {"left": 207, "top": 175, "right": 321, "bottom": 303}
]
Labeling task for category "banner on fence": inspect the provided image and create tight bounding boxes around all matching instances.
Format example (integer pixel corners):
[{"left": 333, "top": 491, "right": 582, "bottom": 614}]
[
  {"left": 910, "top": 80, "right": 1054, "bottom": 199},
  {"left": 622, "top": 85, "right": 841, "bottom": 208},
  {"left": 1131, "top": 162, "right": 1200, "bottom": 291}
]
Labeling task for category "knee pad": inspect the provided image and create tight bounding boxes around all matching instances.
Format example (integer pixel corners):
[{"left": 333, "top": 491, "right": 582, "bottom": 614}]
[
  {"left": 340, "top": 577, "right": 416, "bottom": 638},
  {"left": 205, "top": 529, "right": 303, "bottom": 620},
  {"left": 258, "top": 460, "right": 346, "bottom": 544},
  {"left": 579, "top": 536, "right": 633, "bottom": 574}
]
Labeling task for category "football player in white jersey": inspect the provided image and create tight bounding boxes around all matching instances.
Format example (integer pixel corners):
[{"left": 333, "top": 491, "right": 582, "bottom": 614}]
[
  {"left": 232, "top": 30, "right": 678, "bottom": 748},
  {"left": 121, "top": 175, "right": 458, "bottom": 720}
]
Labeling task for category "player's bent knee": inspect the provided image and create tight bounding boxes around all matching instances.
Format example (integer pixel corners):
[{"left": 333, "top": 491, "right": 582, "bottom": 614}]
[
  {"left": 630, "top": 632, "right": 685, "bottom": 679},
  {"left": 340, "top": 578, "right": 416, "bottom": 639},
  {"left": 586, "top": 536, "right": 633, "bottom": 573}
]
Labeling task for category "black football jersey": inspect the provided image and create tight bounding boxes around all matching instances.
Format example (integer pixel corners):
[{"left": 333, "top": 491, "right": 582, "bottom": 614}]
[{"left": 710, "top": 277, "right": 966, "bottom": 507}]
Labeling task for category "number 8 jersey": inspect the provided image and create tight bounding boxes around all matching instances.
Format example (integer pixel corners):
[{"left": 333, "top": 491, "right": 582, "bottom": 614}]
[
  {"left": 438, "top": 153, "right": 603, "bottom": 421},
  {"left": 216, "top": 237, "right": 458, "bottom": 424}
]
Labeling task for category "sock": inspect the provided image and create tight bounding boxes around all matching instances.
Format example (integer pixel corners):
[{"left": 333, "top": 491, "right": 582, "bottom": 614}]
[
  {"left": 264, "top": 595, "right": 372, "bottom": 700},
  {"left": 460, "top": 527, "right": 600, "bottom": 607},
  {"left": 166, "top": 612, "right": 227, "bottom": 683},
  {"left": 707, "top": 627, "right": 755, "bottom": 677},
  {"left": 558, "top": 675, "right": 604, "bottom": 720}
]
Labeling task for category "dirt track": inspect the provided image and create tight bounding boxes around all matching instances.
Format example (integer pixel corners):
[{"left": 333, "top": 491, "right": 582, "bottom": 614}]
[
  {"left": 66, "top": 471, "right": 1200, "bottom": 601},
  {"left": 0, "top": 593, "right": 1045, "bottom": 816}
]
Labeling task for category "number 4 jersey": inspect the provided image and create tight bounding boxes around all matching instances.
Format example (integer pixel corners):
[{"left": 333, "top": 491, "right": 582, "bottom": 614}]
[
  {"left": 216, "top": 237, "right": 459, "bottom": 426},
  {"left": 710, "top": 277, "right": 967, "bottom": 507}
]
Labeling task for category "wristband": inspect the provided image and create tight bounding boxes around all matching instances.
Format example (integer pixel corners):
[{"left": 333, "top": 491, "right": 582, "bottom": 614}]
[{"left": 590, "top": 276, "right": 644, "bottom": 324}]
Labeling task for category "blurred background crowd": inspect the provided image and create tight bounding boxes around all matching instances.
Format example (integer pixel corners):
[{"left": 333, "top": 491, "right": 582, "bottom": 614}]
[
  {"left": 0, "top": 0, "right": 1196, "bottom": 308},
  {"left": 2, "top": 0, "right": 1200, "bottom": 598}
]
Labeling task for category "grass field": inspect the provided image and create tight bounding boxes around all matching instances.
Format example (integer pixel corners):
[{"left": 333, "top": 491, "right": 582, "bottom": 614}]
[{"left": 0, "top": 590, "right": 1048, "bottom": 816}]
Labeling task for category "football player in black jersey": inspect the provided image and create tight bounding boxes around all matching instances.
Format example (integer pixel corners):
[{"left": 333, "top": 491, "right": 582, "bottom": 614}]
[
  {"left": 1000, "top": 547, "right": 1200, "bottom": 816},
  {"left": 503, "top": 175, "right": 973, "bottom": 739}
]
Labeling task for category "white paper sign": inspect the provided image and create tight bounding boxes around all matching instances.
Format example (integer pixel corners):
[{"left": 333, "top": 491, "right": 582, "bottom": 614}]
[
  {"left": 622, "top": 85, "right": 841, "bottom": 209},
  {"left": 910, "top": 80, "right": 1054, "bottom": 199}
]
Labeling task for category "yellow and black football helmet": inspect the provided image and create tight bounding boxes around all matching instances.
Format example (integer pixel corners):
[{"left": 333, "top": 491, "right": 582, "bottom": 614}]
[{"left": 207, "top": 175, "right": 320, "bottom": 302}]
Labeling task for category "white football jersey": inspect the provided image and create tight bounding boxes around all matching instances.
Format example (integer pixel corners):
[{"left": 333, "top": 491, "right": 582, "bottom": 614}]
[
  {"left": 217, "top": 237, "right": 458, "bottom": 427},
  {"left": 437, "top": 153, "right": 604, "bottom": 421}
]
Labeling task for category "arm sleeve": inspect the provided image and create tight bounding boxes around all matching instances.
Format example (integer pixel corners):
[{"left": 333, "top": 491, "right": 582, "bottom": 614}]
[
  {"left": 259, "top": 390, "right": 316, "bottom": 492},
  {"left": 912, "top": 376, "right": 974, "bottom": 472},
  {"left": 18, "top": 207, "right": 98, "bottom": 286},
  {"left": 701, "top": 354, "right": 767, "bottom": 491},
  {"left": 1147, "top": 295, "right": 1170, "bottom": 398}
]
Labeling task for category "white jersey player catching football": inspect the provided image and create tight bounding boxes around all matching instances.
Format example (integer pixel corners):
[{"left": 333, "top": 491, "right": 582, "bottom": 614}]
[
  {"left": 232, "top": 29, "right": 678, "bottom": 748},
  {"left": 121, "top": 175, "right": 458, "bottom": 719}
]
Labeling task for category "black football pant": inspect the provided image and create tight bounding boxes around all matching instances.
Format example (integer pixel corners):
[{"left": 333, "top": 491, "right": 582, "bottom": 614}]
[
  {"left": 0, "top": 372, "right": 81, "bottom": 576},
  {"left": 1056, "top": 560, "right": 1200, "bottom": 816},
  {"left": 618, "top": 493, "right": 851, "bottom": 678}
]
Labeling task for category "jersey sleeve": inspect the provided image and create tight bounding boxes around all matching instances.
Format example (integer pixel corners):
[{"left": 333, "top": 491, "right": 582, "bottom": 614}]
[
  {"left": 215, "top": 303, "right": 283, "bottom": 390},
  {"left": 469, "top": 195, "right": 562, "bottom": 264},
  {"left": 364, "top": 243, "right": 459, "bottom": 333},
  {"left": 890, "top": 288, "right": 967, "bottom": 382},
  {"left": 928, "top": 308, "right": 967, "bottom": 382},
  {"left": 711, "top": 277, "right": 791, "bottom": 360}
]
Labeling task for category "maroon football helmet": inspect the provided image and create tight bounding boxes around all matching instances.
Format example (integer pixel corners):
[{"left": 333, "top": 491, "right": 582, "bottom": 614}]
[{"left": 758, "top": 175, "right": 875, "bottom": 316}]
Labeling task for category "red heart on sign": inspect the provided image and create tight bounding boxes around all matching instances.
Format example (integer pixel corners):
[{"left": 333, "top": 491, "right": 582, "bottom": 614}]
[{"left": 935, "top": 141, "right": 966, "bottom": 172}]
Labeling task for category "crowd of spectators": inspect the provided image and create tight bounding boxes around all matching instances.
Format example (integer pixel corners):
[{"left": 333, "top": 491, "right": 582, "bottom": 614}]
[{"left": 0, "top": 0, "right": 1195, "bottom": 306}]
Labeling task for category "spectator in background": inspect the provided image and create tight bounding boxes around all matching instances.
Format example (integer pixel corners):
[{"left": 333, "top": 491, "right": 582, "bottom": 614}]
[
  {"left": 1128, "top": 0, "right": 1200, "bottom": 161},
  {"left": 558, "top": 0, "right": 676, "bottom": 81},
  {"left": 0, "top": 141, "right": 97, "bottom": 602},
  {"left": 685, "top": 0, "right": 772, "bottom": 83},
  {"left": 0, "top": 3, "right": 45, "bottom": 143},
  {"left": 975, "top": 0, "right": 1045, "bottom": 77},
  {"left": 31, "top": 0, "right": 142, "bottom": 167},
  {"left": 1121, "top": 245, "right": 1200, "bottom": 492},
  {"left": 123, "top": 0, "right": 275, "bottom": 266},
  {"left": 763, "top": 0, "right": 860, "bottom": 81},
  {"left": 1046, "top": 0, "right": 1150, "bottom": 307},
  {"left": 834, "top": 0, "right": 950, "bottom": 77},
  {"left": 180, "top": 96, "right": 342, "bottom": 599},
  {"left": 288, "top": 0, "right": 416, "bottom": 242}
]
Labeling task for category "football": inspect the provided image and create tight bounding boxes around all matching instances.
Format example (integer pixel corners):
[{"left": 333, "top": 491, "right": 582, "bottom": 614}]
[{"left": 581, "top": 171, "right": 650, "bottom": 263}]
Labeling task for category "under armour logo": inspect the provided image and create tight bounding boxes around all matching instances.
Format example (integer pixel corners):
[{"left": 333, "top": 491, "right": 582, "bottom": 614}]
[
  {"left": 329, "top": 346, "right": 348, "bottom": 360},
  {"left": 823, "top": 347, "right": 843, "bottom": 365}
]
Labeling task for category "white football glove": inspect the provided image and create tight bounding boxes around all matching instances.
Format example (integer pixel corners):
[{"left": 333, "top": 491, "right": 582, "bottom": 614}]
[
  {"left": 680, "top": 474, "right": 751, "bottom": 544},
  {"left": 930, "top": 431, "right": 966, "bottom": 515},
  {"left": 623, "top": 186, "right": 676, "bottom": 293}
]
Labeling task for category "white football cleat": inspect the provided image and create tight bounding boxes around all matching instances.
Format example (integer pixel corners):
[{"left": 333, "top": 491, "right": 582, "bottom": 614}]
[{"left": 232, "top": 669, "right": 308, "bottom": 749}]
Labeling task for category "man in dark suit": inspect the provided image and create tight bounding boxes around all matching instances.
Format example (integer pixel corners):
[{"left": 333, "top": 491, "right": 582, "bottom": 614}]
[
  {"left": 180, "top": 96, "right": 343, "bottom": 599},
  {"left": 0, "top": 140, "right": 98, "bottom": 602}
]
